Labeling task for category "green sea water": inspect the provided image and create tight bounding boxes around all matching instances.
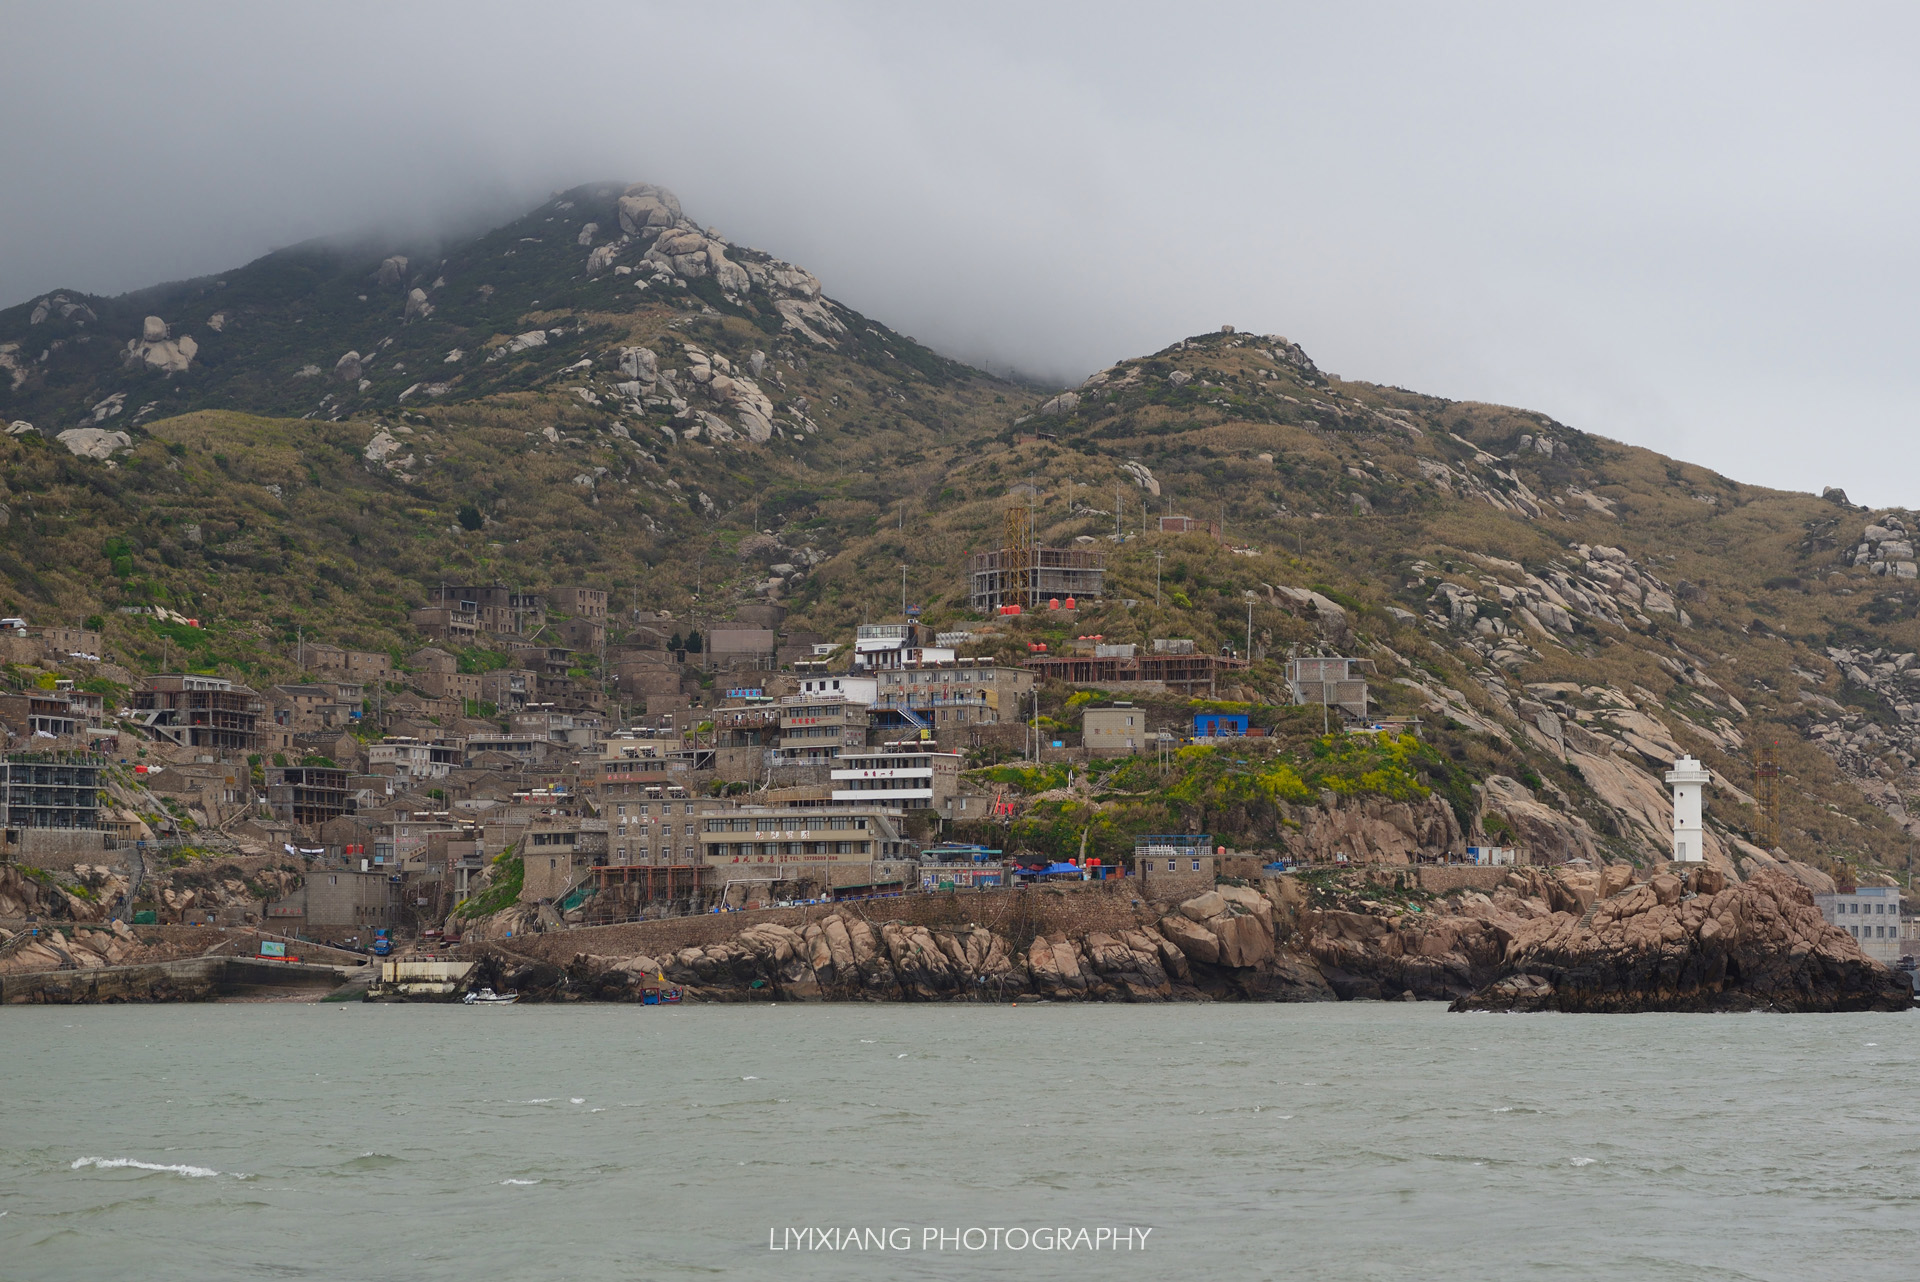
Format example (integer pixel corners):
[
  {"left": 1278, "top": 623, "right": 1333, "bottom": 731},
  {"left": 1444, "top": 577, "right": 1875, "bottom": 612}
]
[{"left": 2, "top": 1002, "right": 1916, "bottom": 1281}]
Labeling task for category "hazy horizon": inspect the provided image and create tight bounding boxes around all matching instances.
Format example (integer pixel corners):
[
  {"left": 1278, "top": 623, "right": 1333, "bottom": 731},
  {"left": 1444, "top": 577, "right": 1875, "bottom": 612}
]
[{"left": 4, "top": 2, "right": 1916, "bottom": 504}]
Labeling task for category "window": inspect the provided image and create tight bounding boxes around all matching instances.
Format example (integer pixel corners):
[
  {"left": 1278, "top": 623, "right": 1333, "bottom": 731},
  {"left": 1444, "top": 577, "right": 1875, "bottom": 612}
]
[
  {"left": 1167, "top": 860, "right": 1176, "bottom": 871},
  {"left": 1191, "top": 859, "right": 1201, "bottom": 871},
  {"left": 684, "top": 846, "right": 695, "bottom": 860},
  {"left": 684, "top": 802, "right": 694, "bottom": 815}
]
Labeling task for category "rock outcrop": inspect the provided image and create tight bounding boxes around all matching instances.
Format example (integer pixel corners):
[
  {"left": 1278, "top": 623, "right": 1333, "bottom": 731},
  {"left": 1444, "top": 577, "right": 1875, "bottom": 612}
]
[
  {"left": 124, "top": 315, "right": 197, "bottom": 372},
  {"left": 55, "top": 427, "right": 134, "bottom": 461},
  {"left": 471, "top": 885, "right": 1327, "bottom": 1005},
  {"left": 1452, "top": 868, "right": 1911, "bottom": 1012}
]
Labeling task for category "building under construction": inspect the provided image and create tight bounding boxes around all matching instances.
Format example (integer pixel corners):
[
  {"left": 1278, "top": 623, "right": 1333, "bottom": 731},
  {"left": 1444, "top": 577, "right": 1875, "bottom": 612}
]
[
  {"left": 132, "top": 675, "right": 264, "bottom": 753},
  {"left": 969, "top": 505, "right": 1105, "bottom": 612},
  {"left": 268, "top": 765, "right": 356, "bottom": 827},
  {"left": 1023, "top": 646, "right": 1248, "bottom": 698},
  {"left": 1, "top": 754, "right": 102, "bottom": 832}
]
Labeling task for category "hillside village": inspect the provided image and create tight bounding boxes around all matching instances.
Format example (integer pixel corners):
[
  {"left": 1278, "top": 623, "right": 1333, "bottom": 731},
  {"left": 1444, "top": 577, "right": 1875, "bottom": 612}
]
[{"left": 2, "top": 182, "right": 1919, "bottom": 977}]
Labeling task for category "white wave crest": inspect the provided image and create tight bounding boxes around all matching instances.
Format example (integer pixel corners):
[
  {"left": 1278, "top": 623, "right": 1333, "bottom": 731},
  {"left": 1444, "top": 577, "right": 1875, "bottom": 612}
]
[
  {"left": 1570, "top": 1157, "right": 1597, "bottom": 1167},
  {"left": 501, "top": 1178, "right": 541, "bottom": 1186},
  {"left": 72, "top": 1156, "right": 220, "bottom": 1179}
]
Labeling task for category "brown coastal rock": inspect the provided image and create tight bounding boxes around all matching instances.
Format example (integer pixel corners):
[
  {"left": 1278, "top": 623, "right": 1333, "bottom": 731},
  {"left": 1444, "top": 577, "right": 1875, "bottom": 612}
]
[{"left": 1452, "top": 868, "right": 1912, "bottom": 1012}]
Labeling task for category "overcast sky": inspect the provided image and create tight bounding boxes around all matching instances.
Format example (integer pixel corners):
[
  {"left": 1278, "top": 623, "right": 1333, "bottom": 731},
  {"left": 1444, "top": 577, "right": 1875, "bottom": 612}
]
[{"left": 4, "top": 2, "right": 1915, "bottom": 504}]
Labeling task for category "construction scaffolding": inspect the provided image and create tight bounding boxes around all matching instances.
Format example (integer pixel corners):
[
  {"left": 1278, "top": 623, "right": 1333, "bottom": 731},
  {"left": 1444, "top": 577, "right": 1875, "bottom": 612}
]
[{"left": 969, "top": 506, "right": 1106, "bottom": 611}]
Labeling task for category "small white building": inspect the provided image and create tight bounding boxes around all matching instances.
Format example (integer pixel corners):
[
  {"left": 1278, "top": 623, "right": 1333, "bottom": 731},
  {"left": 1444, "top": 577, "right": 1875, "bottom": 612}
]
[
  {"left": 1665, "top": 755, "right": 1711, "bottom": 862},
  {"left": 1814, "top": 886, "right": 1904, "bottom": 964}
]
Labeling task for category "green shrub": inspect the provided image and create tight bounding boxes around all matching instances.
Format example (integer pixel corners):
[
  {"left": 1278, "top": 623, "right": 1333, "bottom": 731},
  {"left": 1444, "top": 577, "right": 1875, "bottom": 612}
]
[{"left": 455, "top": 847, "right": 524, "bottom": 918}]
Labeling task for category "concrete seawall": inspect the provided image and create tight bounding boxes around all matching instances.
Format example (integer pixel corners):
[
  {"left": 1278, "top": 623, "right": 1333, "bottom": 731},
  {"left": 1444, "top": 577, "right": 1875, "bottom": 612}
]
[{"left": 0, "top": 956, "right": 362, "bottom": 1004}]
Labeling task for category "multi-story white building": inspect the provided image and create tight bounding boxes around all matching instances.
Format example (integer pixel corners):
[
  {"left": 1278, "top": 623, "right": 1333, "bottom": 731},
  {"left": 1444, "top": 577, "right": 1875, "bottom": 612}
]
[
  {"left": 368, "top": 736, "right": 461, "bottom": 781},
  {"left": 1815, "top": 886, "right": 1905, "bottom": 964},
  {"left": 852, "top": 623, "right": 953, "bottom": 672},
  {"left": 830, "top": 743, "right": 961, "bottom": 812}
]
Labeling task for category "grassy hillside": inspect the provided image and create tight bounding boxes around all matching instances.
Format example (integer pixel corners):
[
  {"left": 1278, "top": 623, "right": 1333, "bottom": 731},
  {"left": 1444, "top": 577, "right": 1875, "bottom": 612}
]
[{"left": 4, "top": 185, "right": 1918, "bottom": 881}]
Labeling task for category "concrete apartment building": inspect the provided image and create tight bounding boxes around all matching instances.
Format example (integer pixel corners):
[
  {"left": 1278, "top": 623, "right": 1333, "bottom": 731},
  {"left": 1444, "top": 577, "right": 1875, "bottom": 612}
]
[
  {"left": 1816, "top": 886, "right": 1905, "bottom": 964},
  {"left": 775, "top": 695, "right": 870, "bottom": 763},
  {"left": 698, "top": 805, "right": 918, "bottom": 864},
  {"left": 608, "top": 795, "right": 731, "bottom": 866},
  {"left": 368, "top": 736, "right": 462, "bottom": 781},
  {"left": 872, "top": 660, "right": 1033, "bottom": 732}
]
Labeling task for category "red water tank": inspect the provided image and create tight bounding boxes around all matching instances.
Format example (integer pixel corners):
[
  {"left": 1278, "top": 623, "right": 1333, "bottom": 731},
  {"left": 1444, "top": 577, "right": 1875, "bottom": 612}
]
[
  {"left": 1049, "top": 598, "right": 1061, "bottom": 610},
  {"left": 1065, "top": 597, "right": 1076, "bottom": 610}
]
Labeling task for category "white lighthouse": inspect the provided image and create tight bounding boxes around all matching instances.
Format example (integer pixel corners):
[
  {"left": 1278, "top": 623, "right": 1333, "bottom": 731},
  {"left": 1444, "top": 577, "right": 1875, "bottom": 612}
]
[{"left": 1665, "top": 755, "right": 1711, "bottom": 862}]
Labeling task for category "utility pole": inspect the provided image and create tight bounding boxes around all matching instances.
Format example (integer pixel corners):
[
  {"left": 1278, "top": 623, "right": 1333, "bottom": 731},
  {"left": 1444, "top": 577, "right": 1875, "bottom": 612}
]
[
  {"left": 900, "top": 564, "right": 908, "bottom": 618},
  {"left": 1244, "top": 593, "right": 1254, "bottom": 660},
  {"left": 1115, "top": 482, "right": 1122, "bottom": 542},
  {"left": 1154, "top": 551, "right": 1164, "bottom": 606}
]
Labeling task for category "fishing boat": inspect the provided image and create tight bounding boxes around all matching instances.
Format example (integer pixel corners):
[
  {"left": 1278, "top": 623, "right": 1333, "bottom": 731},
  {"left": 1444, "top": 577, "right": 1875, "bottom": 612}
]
[
  {"left": 462, "top": 987, "right": 519, "bottom": 1005},
  {"left": 639, "top": 975, "right": 684, "bottom": 1005}
]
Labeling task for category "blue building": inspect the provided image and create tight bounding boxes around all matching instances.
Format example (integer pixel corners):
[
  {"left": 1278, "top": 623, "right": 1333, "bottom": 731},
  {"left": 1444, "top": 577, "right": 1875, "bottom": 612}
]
[{"left": 1193, "top": 712, "right": 1249, "bottom": 738}]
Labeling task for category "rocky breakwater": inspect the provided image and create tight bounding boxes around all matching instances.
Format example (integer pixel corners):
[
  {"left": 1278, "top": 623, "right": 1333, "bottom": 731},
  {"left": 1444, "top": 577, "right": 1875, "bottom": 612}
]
[
  {"left": 471, "top": 884, "right": 1338, "bottom": 1004},
  {"left": 1452, "top": 868, "right": 1912, "bottom": 1013}
]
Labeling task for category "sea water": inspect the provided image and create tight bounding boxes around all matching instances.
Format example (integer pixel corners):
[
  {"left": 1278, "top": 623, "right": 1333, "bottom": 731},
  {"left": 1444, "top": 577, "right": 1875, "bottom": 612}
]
[{"left": 2, "top": 1002, "right": 1916, "bottom": 1281}]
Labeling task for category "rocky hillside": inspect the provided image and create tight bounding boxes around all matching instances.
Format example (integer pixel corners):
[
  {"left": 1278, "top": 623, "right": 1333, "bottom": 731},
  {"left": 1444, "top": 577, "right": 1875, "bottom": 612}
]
[{"left": 5, "top": 181, "right": 1920, "bottom": 880}]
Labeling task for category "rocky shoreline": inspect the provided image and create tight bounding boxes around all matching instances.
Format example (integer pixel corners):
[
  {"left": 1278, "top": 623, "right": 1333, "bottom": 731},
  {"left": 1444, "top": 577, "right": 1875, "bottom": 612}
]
[
  {"left": 460, "top": 864, "right": 1911, "bottom": 1013},
  {"left": 7, "top": 861, "right": 1906, "bottom": 1012},
  {"left": 1451, "top": 868, "right": 1911, "bottom": 1012}
]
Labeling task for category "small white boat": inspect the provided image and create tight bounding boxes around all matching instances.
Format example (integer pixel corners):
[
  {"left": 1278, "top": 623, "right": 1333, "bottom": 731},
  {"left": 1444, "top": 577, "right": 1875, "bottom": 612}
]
[{"left": 463, "top": 987, "right": 519, "bottom": 1005}]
